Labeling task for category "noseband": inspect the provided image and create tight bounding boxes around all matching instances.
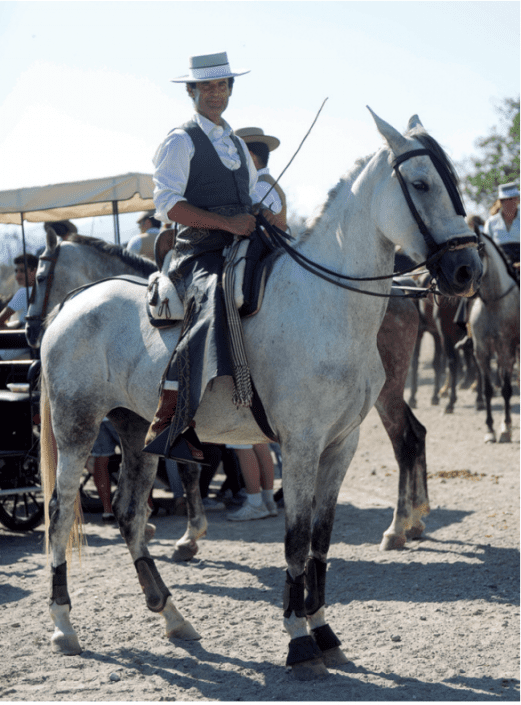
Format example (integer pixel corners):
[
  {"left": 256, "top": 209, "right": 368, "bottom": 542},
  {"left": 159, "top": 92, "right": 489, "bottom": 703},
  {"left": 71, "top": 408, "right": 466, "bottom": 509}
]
[
  {"left": 25, "top": 242, "right": 62, "bottom": 327},
  {"left": 392, "top": 149, "right": 477, "bottom": 276}
]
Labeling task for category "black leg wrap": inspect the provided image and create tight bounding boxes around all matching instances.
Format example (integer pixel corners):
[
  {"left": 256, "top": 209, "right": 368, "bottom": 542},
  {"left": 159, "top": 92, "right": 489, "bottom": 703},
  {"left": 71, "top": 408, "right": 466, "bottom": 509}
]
[
  {"left": 286, "top": 635, "right": 323, "bottom": 666},
  {"left": 283, "top": 571, "right": 306, "bottom": 619},
  {"left": 304, "top": 557, "right": 327, "bottom": 616},
  {"left": 135, "top": 556, "right": 172, "bottom": 612},
  {"left": 49, "top": 562, "right": 71, "bottom": 608},
  {"left": 312, "top": 624, "right": 342, "bottom": 651}
]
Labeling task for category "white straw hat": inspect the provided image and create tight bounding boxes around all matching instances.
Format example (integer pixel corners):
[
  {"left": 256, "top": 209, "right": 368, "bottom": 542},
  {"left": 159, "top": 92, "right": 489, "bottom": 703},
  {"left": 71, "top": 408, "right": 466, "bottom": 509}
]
[
  {"left": 171, "top": 52, "right": 250, "bottom": 83},
  {"left": 234, "top": 127, "right": 280, "bottom": 152},
  {"left": 498, "top": 183, "right": 520, "bottom": 199}
]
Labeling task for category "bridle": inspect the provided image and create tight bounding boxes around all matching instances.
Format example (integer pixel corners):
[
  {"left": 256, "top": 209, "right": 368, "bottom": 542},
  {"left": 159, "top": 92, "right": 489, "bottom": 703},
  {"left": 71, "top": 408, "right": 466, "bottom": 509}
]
[
  {"left": 257, "top": 148, "right": 479, "bottom": 299},
  {"left": 25, "top": 242, "right": 62, "bottom": 327}
]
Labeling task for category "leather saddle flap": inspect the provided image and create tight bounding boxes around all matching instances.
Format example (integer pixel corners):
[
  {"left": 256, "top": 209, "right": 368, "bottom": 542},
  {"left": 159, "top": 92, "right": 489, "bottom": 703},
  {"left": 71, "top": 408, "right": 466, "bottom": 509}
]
[{"left": 146, "top": 233, "right": 281, "bottom": 326}]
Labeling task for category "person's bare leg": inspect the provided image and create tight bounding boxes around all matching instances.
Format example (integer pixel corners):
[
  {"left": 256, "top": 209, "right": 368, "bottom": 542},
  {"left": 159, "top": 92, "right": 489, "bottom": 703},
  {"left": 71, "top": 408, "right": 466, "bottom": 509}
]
[
  {"left": 253, "top": 444, "right": 277, "bottom": 516},
  {"left": 227, "top": 449, "right": 270, "bottom": 521},
  {"left": 89, "top": 456, "right": 113, "bottom": 514}
]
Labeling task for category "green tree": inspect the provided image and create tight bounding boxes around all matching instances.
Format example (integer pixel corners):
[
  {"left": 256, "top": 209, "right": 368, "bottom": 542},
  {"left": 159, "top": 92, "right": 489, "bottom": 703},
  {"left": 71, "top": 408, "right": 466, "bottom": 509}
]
[{"left": 460, "top": 97, "right": 520, "bottom": 212}]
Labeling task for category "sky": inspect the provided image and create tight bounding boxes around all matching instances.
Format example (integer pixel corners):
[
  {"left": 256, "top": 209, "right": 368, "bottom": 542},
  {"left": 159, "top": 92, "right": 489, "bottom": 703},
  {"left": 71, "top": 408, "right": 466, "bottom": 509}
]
[{"left": 0, "top": 0, "right": 519, "bottom": 256}]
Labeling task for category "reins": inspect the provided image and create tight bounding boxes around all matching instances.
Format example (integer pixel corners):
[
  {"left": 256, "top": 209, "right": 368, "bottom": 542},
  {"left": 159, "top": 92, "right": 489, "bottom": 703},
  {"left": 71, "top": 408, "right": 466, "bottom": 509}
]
[{"left": 256, "top": 144, "right": 477, "bottom": 300}]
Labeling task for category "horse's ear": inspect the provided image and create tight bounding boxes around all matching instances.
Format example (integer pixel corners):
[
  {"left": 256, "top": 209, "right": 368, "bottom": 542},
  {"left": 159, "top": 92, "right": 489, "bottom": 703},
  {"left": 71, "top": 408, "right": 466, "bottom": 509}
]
[
  {"left": 44, "top": 224, "right": 58, "bottom": 251},
  {"left": 407, "top": 114, "right": 423, "bottom": 131},
  {"left": 367, "top": 106, "right": 407, "bottom": 154}
]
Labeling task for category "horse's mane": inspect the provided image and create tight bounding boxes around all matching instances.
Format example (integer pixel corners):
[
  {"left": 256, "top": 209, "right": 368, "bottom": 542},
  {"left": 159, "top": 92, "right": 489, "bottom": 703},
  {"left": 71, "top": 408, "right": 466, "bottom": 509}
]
[
  {"left": 299, "top": 154, "right": 374, "bottom": 243},
  {"left": 67, "top": 233, "right": 158, "bottom": 277}
]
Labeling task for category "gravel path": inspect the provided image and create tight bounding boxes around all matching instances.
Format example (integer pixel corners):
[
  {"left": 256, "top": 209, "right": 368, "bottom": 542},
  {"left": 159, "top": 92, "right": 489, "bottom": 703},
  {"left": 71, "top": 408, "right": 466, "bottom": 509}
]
[{"left": 0, "top": 338, "right": 519, "bottom": 701}]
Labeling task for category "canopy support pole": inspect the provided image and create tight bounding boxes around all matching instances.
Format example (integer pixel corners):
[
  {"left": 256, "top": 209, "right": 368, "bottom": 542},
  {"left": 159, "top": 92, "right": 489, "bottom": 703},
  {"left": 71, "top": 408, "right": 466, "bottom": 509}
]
[
  {"left": 20, "top": 212, "right": 38, "bottom": 359},
  {"left": 112, "top": 200, "right": 121, "bottom": 244}
]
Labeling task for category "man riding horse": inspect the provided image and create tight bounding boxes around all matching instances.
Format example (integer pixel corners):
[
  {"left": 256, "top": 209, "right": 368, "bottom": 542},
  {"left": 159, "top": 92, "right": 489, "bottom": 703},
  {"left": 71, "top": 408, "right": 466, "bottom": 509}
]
[{"left": 143, "top": 52, "right": 279, "bottom": 463}]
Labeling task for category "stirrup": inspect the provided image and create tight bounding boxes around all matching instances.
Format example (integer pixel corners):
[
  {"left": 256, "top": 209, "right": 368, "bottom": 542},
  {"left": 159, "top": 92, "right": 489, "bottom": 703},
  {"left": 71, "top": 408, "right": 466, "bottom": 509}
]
[{"left": 143, "top": 426, "right": 210, "bottom": 466}]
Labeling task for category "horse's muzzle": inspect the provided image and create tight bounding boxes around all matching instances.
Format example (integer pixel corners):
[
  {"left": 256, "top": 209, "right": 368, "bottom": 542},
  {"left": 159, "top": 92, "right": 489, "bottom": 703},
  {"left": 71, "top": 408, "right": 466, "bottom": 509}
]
[{"left": 432, "top": 247, "right": 483, "bottom": 298}]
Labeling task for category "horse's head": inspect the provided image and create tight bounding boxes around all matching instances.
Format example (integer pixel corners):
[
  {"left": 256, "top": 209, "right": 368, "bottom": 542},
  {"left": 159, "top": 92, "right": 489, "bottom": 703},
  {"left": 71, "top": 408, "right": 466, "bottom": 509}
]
[
  {"left": 367, "top": 108, "right": 482, "bottom": 297},
  {"left": 25, "top": 226, "right": 64, "bottom": 348}
]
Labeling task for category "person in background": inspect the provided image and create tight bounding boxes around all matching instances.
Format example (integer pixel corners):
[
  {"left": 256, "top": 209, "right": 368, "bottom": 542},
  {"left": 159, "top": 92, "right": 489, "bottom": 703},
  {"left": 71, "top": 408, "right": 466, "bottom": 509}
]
[
  {"left": 484, "top": 183, "right": 520, "bottom": 267},
  {"left": 0, "top": 253, "right": 38, "bottom": 359},
  {"left": 85, "top": 418, "right": 120, "bottom": 523},
  {"left": 126, "top": 211, "right": 161, "bottom": 261},
  {"left": 226, "top": 443, "right": 277, "bottom": 521},
  {"left": 224, "top": 126, "right": 286, "bottom": 521},
  {"left": 234, "top": 126, "right": 287, "bottom": 230}
]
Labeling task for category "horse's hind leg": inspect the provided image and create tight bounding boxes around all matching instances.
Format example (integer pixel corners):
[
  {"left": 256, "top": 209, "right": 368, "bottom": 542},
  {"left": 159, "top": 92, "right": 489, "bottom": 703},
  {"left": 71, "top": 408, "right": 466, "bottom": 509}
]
[
  {"left": 45, "top": 404, "right": 99, "bottom": 655},
  {"left": 172, "top": 462, "right": 208, "bottom": 562},
  {"left": 107, "top": 408, "right": 200, "bottom": 641},
  {"left": 376, "top": 398, "right": 429, "bottom": 549}
]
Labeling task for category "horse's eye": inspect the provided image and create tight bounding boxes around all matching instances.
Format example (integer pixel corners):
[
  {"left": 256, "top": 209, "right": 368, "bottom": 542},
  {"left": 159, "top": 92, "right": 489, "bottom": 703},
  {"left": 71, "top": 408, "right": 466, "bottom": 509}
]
[
  {"left": 413, "top": 180, "right": 429, "bottom": 192},
  {"left": 37, "top": 275, "right": 46, "bottom": 284}
]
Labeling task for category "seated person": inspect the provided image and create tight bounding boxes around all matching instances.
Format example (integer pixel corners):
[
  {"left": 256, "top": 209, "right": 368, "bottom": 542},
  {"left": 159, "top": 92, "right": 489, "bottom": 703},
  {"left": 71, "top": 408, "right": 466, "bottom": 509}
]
[{"left": 0, "top": 254, "right": 38, "bottom": 360}]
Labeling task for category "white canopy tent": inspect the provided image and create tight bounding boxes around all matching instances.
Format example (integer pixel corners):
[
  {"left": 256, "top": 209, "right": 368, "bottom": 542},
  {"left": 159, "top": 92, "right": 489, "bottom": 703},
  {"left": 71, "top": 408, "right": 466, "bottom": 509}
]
[{"left": 0, "top": 172, "right": 155, "bottom": 244}]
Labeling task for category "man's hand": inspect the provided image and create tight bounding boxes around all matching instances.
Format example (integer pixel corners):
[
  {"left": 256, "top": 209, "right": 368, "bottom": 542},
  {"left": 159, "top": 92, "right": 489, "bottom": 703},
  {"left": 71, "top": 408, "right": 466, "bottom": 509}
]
[{"left": 226, "top": 213, "right": 257, "bottom": 237}]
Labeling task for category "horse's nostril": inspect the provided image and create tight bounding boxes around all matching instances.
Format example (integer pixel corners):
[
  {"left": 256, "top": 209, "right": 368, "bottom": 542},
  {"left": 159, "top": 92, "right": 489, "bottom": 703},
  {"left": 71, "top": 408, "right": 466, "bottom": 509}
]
[{"left": 455, "top": 265, "right": 472, "bottom": 285}]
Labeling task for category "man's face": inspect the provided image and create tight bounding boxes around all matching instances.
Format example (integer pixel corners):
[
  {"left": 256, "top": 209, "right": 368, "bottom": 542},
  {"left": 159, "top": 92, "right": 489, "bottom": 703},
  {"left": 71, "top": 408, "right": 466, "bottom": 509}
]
[{"left": 188, "top": 79, "right": 232, "bottom": 123}]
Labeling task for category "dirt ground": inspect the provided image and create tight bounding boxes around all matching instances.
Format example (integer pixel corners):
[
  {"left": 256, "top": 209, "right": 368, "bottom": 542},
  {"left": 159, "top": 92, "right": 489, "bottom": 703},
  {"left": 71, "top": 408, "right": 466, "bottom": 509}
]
[{"left": 0, "top": 336, "right": 519, "bottom": 702}]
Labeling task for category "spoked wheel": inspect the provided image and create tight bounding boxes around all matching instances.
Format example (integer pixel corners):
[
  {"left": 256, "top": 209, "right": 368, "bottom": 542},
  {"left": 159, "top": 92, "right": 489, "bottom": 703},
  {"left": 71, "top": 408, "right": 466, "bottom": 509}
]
[{"left": 0, "top": 455, "right": 44, "bottom": 532}]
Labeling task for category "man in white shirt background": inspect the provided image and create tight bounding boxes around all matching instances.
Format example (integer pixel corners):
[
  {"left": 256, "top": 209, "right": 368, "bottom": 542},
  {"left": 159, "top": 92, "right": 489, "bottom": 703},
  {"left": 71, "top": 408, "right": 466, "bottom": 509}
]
[{"left": 126, "top": 211, "right": 161, "bottom": 261}]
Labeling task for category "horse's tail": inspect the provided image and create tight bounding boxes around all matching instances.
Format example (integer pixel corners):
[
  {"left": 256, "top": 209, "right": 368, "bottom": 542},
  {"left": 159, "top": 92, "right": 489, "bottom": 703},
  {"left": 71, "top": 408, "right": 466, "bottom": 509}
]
[{"left": 40, "top": 373, "right": 84, "bottom": 563}]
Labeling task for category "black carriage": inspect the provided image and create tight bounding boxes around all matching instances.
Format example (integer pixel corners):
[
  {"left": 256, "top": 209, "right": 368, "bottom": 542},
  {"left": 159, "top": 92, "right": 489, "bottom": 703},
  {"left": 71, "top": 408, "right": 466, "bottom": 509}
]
[{"left": 0, "top": 174, "right": 155, "bottom": 531}]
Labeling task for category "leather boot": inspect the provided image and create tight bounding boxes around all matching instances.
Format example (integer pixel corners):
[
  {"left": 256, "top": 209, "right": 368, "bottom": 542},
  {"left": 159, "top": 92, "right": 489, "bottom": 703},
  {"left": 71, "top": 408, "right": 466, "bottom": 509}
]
[{"left": 144, "top": 389, "right": 178, "bottom": 447}]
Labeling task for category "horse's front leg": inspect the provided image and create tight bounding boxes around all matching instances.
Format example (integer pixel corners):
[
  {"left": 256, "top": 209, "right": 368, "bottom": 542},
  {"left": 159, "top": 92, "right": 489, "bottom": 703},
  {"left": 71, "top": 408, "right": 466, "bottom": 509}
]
[
  {"left": 281, "top": 450, "right": 328, "bottom": 680},
  {"left": 293, "top": 435, "right": 358, "bottom": 677},
  {"left": 172, "top": 462, "right": 208, "bottom": 561}
]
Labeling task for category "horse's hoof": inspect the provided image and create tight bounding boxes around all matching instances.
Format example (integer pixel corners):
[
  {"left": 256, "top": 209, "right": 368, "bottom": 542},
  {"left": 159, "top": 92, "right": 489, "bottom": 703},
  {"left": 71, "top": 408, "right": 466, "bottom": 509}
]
[
  {"left": 499, "top": 431, "right": 512, "bottom": 443},
  {"left": 408, "top": 399, "right": 417, "bottom": 409},
  {"left": 443, "top": 406, "right": 454, "bottom": 415},
  {"left": 431, "top": 397, "right": 439, "bottom": 406},
  {"left": 51, "top": 632, "right": 82, "bottom": 655},
  {"left": 476, "top": 401, "right": 485, "bottom": 411},
  {"left": 321, "top": 646, "right": 349, "bottom": 667},
  {"left": 379, "top": 533, "right": 406, "bottom": 551},
  {"left": 291, "top": 658, "right": 329, "bottom": 680},
  {"left": 406, "top": 522, "right": 425, "bottom": 540},
  {"left": 172, "top": 542, "right": 198, "bottom": 562},
  {"left": 165, "top": 620, "right": 201, "bottom": 641},
  {"left": 484, "top": 432, "right": 496, "bottom": 444}
]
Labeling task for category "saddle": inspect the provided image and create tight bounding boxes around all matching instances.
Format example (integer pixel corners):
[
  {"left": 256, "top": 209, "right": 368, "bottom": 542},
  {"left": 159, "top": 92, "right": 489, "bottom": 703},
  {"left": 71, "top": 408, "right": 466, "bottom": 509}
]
[{"left": 146, "top": 229, "right": 282, "bottom": 327}]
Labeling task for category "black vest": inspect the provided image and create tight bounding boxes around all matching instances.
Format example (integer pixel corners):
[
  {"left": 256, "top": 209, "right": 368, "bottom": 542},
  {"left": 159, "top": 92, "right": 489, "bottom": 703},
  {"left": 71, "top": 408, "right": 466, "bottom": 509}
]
[{"left": 182, "top": 120, "right": 252, "bottom": 210}]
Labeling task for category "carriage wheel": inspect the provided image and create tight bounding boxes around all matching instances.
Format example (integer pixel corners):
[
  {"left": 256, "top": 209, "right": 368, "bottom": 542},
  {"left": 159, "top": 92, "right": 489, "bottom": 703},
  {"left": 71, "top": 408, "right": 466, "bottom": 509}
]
[{"left": 0, "top": 456, "right": 44, "bottom": 532}]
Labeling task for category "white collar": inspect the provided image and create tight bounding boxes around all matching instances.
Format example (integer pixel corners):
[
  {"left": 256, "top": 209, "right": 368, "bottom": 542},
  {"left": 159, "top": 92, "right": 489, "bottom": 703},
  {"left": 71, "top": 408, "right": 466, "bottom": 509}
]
[
  {"left": 257, "top": 167, "right": 271, "bottom": 177},
  {"left": 194, "top": 112, "right": 232, "bottom": 138}
]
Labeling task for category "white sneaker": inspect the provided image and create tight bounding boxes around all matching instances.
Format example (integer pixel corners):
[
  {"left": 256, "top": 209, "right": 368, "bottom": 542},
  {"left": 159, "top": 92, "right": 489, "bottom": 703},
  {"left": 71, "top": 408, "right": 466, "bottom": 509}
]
[
  {"left": 227, "top": 502, "right": 270, "bottom": 521},
  {"left": 202, "top": 497, "right": 226, "bottom": 512},
  {"left": 265, "top": 500, "right": 278, "bottom": 517}
]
